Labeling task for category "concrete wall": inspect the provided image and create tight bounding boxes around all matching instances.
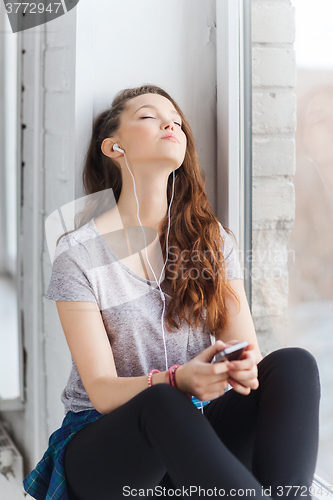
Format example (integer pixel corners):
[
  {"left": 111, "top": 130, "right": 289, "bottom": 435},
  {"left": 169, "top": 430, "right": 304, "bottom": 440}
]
[{"left": 251, "top": 0, "right": 296, "bottom": 354}]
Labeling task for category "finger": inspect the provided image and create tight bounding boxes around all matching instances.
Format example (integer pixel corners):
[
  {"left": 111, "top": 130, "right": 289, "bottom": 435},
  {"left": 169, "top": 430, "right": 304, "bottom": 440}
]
[
  {"left": 229, "top": 351, "right": 256, "bottom": 371},
  {"left": 229, "top": 358, "right": 253, "bottom": 372},
  {"left": 228, "top": 359, "right": 258, "bottom": 379},
  {"left": 190, "top": 362, "right": 231, "bottom": 397},
  {"left": 198, "top": 359, "right": 232, "bottom": 378},
  {"left": 203, "top": 380, "right": 230, "bottom": 400},
  {"left": 189, "top": 374, "right": 229, "bottom": 401},
  {"left": 241, "top": 344, "right": 255, "bottom": 358},
  {"left": 232, "top": 375, "right": 259, "bottom": 390},
  {"left": 205, "top": 370, "right": 230, "bottom": 386},
  {"left": 228, "top": 370, "right": 259, "bottom": 389},
  {"left": 229, "top": 365, "right": 258, "bottom": 378},
  {"left": 210, "top": 359, "right": 232, "bottom": 374},
  {"left": 198, "top": 340, "right": 228, "bottom": 363},
  {"left": 227, "top": 377, "right": 251, "bottom": 395}
]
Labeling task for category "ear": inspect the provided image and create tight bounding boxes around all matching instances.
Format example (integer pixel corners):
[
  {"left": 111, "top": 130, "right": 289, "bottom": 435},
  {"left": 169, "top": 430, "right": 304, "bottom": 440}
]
[{"left": 101, "top": 138, "right": 123, "bottom": 158}]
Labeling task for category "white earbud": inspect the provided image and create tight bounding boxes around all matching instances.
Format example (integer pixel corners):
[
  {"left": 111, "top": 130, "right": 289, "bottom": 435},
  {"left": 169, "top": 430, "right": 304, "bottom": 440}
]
[{"left": 113, "top": 143, "right": 125, "bottom": 154}]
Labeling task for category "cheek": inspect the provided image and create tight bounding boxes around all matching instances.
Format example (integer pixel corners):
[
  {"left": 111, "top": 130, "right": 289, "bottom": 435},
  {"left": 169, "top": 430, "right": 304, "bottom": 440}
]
[
  {"left": 126, "top": 127, "right": 156, "bottom": 159},
  {"left": 123, "top": 125, "right": 151, "bottom": 151},
  {"left": 133, "top": 124, "right": 156, "bottom": 145}
]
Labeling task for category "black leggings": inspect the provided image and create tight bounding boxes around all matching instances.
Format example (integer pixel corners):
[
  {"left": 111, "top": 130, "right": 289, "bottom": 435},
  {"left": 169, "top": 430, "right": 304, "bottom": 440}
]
[{"left": 64, "top": 348, "right": 320, "bottom": 500}]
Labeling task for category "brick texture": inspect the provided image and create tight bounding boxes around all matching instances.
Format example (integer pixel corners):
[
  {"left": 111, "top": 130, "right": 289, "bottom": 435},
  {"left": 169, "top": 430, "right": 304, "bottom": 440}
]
[{"left": 251, "top": 0, "right": 296, "bottom": 354}]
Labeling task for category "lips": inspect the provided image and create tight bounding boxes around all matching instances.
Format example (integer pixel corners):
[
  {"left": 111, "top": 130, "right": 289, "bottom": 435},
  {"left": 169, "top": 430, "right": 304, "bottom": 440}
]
[{"left": 161, "top": 134, "right": 179, "bottom": 143}]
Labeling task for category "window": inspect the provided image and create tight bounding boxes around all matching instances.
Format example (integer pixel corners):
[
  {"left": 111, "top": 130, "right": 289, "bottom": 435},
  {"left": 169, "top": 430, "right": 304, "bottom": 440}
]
[{"left": 287, "top": 0, "right": 333, "bottom": 483}]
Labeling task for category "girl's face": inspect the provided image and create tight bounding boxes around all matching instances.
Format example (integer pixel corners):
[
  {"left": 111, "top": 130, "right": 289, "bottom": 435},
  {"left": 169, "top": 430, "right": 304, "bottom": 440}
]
[{"left": 114, "top": 93, "right": 187, "bottom": 171}]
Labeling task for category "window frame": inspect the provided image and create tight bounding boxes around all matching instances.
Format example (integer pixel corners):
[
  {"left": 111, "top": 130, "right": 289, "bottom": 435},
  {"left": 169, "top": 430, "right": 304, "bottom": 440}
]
[{"left": 216, "top": 0, "right": 252, "bottom": 308}]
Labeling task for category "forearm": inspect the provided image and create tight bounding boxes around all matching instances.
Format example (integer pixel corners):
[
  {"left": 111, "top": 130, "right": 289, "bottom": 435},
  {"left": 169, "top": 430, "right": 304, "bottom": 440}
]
[
  {"left": 88, "top": 341, "right": 233, "bottom": 413},
  {"left": 89, "top": 371, "right": 170, "bottom": 414}
]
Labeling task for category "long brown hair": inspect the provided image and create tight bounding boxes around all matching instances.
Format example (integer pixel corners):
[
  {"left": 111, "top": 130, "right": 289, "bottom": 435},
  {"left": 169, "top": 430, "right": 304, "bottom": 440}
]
[{"left": 77, "top": 84, "right": 240, "bottom": 336}]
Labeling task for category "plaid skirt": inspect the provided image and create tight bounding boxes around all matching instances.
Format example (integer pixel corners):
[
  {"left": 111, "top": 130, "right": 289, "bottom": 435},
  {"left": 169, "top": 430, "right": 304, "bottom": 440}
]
[{"left": 23, "top": 409, "right": 104, "bottom": 500}]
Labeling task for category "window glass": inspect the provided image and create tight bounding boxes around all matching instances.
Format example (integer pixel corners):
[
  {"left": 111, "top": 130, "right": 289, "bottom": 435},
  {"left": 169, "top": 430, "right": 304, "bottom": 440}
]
[{"left": 287, "top": 0, "right": 333, "bottom": 482}]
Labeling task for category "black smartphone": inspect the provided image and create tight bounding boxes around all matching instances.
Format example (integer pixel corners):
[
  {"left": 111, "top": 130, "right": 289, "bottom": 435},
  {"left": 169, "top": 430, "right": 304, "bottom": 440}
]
[{"left": 212, "top": 341, "right": 249, "bottom": 364}]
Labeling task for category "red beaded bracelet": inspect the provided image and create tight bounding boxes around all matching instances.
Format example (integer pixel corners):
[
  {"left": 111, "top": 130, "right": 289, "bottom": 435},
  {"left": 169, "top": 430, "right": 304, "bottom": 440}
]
[
  {"left": 168, "top": 364, "right": 180, "bottom": 388},
  {"left": 147, "top": 369, "right": 160, "bottom": 387},
  {"left": 168, "top": 364, "right": 192, "bottom": 399}
]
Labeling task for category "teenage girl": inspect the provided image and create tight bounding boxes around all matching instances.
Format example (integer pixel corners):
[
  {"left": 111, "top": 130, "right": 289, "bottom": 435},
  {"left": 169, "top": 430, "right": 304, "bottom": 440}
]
[{"left": 23, "top": 84, "right": 320, "bottom": 500}]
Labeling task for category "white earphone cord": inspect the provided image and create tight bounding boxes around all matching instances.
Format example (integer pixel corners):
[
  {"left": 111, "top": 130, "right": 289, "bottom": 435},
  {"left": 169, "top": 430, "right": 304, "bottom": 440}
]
[{"left": 122, "top": 151, "right": 175, "bottom": 372}]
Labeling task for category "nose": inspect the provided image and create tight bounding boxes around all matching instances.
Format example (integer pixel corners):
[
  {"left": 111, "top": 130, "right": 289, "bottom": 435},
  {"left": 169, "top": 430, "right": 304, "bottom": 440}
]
[{"left": 162, "top": 118, "right": 175, "bottom": 131}]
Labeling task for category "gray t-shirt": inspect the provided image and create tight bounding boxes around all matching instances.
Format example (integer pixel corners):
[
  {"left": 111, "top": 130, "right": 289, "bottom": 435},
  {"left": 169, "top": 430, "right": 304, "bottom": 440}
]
[{"left": 46, "top": 218, "right": 243, "bottom": 414}]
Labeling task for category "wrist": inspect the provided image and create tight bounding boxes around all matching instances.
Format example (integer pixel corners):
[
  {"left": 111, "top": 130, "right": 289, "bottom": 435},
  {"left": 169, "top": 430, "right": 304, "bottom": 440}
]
[
  {"left": 148, "top": 369, "right": 160, "bottom": 387},
  {"left": 149, "top": 371, "right": 169, "bottom": 386},
  {"left": 174, "top": 365, "right": 191, "bottom": 397}
]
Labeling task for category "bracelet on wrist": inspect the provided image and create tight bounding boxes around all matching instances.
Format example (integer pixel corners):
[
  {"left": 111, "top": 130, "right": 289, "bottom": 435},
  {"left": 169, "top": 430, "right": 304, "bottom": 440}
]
[
  {"left": 168, "top": 364, "right": 192, "bottom": 399},
  {"left": 168, "top": 364, "right": 180, "bottom": 388},
  {"left": 147, "top": 369, "right": 160, "bottom": 387}
]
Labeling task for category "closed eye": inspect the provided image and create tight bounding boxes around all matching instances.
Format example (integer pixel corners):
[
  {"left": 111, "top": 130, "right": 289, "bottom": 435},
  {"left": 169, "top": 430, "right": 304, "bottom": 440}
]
[{"left": 141, "top": 116, "right": 182, "bottom": 127}]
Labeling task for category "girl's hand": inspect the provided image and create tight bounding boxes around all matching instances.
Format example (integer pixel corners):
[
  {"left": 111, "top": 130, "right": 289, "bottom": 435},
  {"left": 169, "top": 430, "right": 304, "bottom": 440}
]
[
  {"left": 175, "top": 340, "right": 232, "bottom": 401},
  {"left": 226, "top": 342, "right": 259, "bottom": 395}
]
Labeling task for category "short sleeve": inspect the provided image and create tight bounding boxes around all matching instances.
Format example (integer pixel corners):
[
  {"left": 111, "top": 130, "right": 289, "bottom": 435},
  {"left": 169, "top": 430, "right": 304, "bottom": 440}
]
[
  {"left": 218, "top": 222, "right": 244, "bottom": 280},
  {"left": 45, "top": 233, "right": 98, "bottom": 303}
]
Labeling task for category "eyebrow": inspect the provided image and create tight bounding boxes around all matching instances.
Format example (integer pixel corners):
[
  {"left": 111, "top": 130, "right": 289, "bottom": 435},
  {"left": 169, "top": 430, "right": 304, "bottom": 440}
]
[{"left": 134, "top": 104, "right": 181, "bottom": 119}]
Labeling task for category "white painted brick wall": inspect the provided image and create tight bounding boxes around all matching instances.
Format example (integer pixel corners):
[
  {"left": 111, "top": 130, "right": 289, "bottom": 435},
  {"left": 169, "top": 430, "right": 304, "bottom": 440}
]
[
  {"left": 253, "top": 178, "right": 295, "bottom": 225},
  {"left": 252, "top": 1, "right": 295, "bottom": 44},
  {"left": 252, "top": 48, "right": 296, "bottom": 87},
  {"left": 251, "top": 0, "right": 296, "bottom": 354},
  {"left": 253, "top": 137, "right": 295, "bottom": 177},
  {"left": 252, "top": 92, "right": 297, "bottom": 134}
]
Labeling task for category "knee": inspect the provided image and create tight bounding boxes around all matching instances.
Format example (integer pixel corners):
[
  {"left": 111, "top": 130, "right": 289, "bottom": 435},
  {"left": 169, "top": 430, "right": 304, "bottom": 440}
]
[
  {"left": 272, "top": 346, "right": 318, "bottom": 370},
  {"left": 266, "top": 346, "right": 317, "bottom": 365},
  {"left": 259, "top": 347, "right": 320, "bottom": 387}
]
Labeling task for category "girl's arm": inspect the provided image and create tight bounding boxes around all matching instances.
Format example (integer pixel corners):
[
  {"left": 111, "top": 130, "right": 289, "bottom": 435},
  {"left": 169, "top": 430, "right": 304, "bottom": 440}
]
[
  {"left": 56, "top": 279, "right": 261, "bottom": 413},
  {"left": 215, "top": 279, "right": 263, "bottom": 364},
  {"left": 56, "top": 301, "right": 153, "bottom": 414},
  {"left": 56, "top": 300, "right": 231, "bottom": 413}
]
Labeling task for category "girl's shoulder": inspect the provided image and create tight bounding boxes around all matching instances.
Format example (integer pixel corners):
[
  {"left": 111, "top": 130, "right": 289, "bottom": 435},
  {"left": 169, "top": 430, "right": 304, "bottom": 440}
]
[
  {"left": 216, "top": 221, "right": 243, "bottom": 280},
  {"left": 57, "top": 219, "right": 96, "bottom": 246},
  {"left": 54, "top": 219, "right": 98, "bottom": 257},
  {"left": 217, "top": 222, "right": 236, "bottom": 256}
]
